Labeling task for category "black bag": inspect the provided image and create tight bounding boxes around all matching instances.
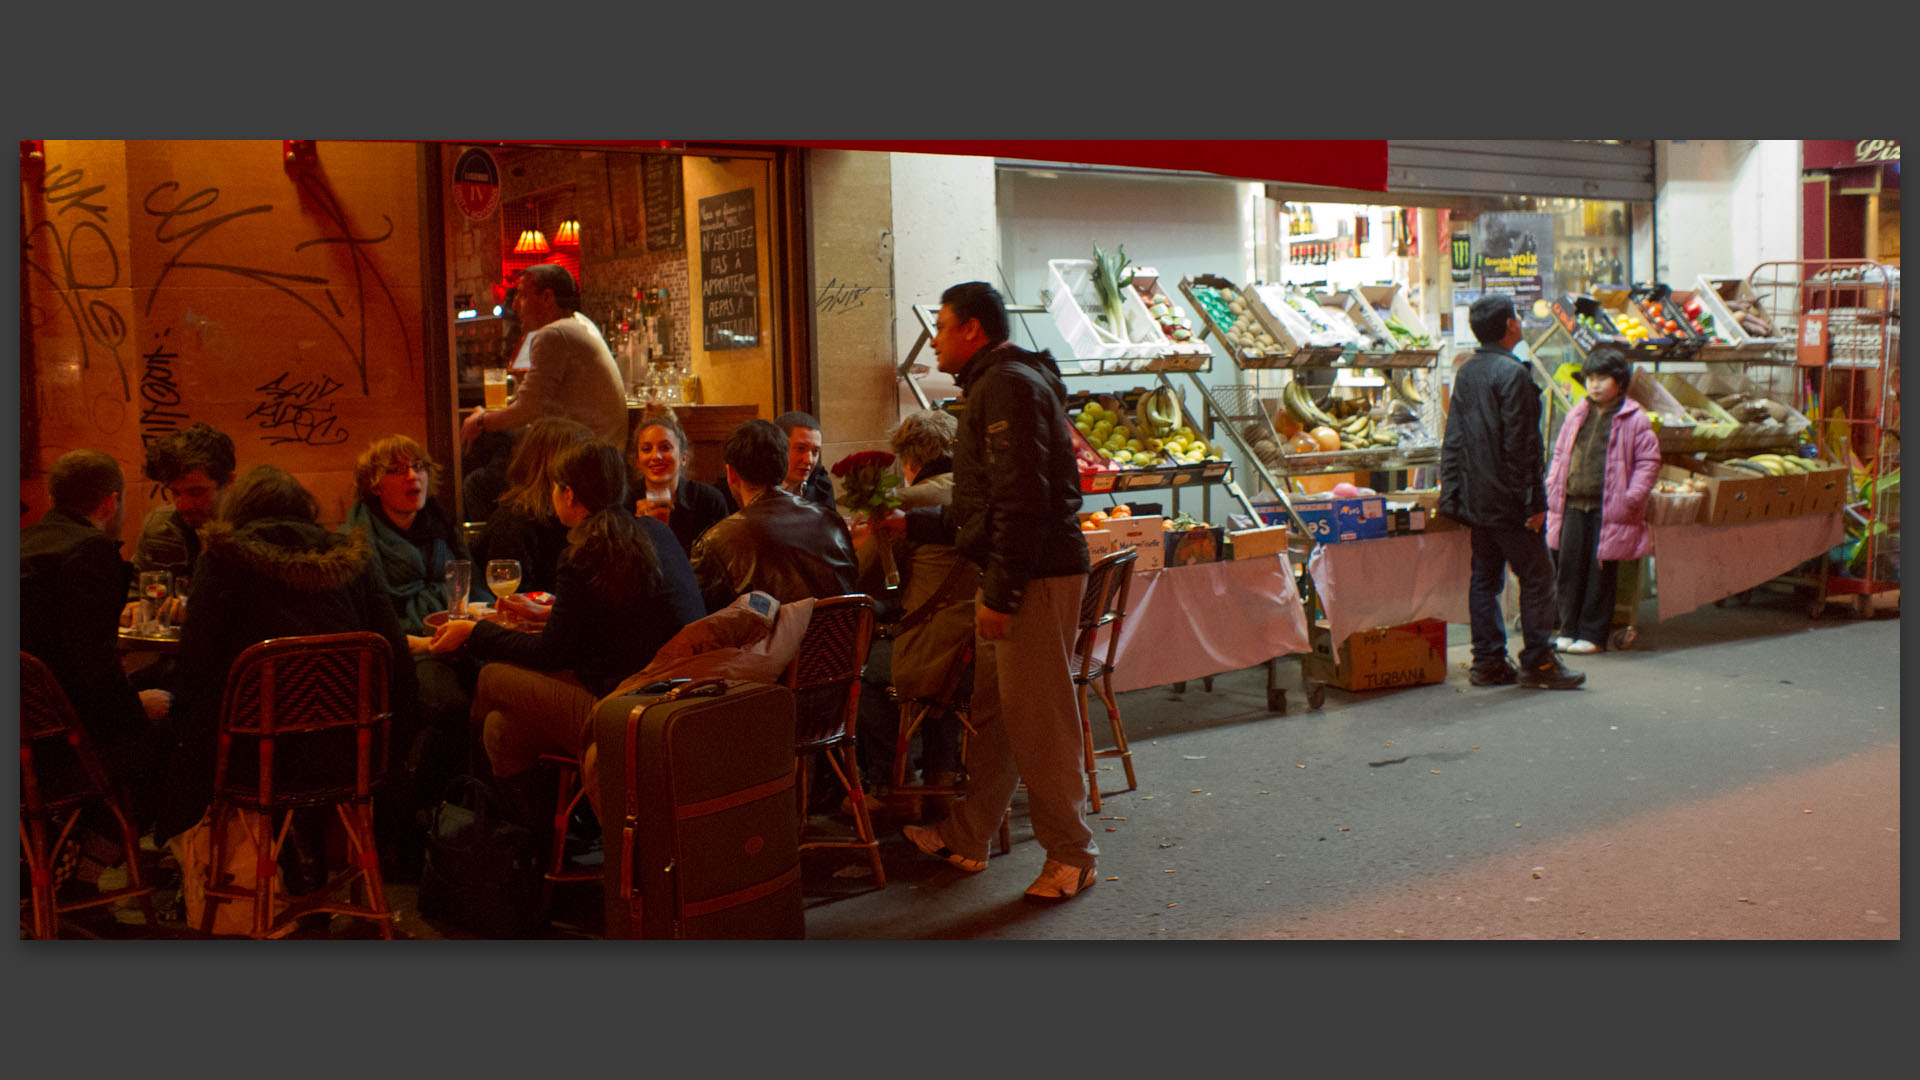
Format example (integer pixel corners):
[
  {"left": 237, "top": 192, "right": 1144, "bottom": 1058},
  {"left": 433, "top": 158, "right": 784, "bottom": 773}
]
[{"left": 416, "top": 776, "right": 544, "bottom": 938}]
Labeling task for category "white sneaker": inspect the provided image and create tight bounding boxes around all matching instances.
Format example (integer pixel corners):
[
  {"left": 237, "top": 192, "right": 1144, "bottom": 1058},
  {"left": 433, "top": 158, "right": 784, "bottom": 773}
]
[
  {"left": 1563, "top": 639, "right": 1602, "bottom": 655},
  {"left": 903, "top": 824, "right": 985, "bottom": 873},
  {"left": 1552, "top": 636, "right": 1574, "bottom": 652},
  {"left": 1024, "top": 859, "right": 1097, "bottom": 902}
]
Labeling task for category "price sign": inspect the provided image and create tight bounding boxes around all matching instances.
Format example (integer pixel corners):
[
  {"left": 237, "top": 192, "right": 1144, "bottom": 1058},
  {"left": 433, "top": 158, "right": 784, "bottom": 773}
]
[{"left": 1796, "top": 313, "right": 1829, "bottom": 367}]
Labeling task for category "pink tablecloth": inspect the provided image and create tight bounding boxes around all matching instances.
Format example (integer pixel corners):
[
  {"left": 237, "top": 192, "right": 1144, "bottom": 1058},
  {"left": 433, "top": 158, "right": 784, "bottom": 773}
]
[
  {"left": 1650, "top": 513, "right": 1844, "bottom": 621},
  {"left": 1107, "top": 556, "right": 1312, "bottom": 693},
  {"left": 1305, "top": 530, "right": 1474, "bottom": 651}
]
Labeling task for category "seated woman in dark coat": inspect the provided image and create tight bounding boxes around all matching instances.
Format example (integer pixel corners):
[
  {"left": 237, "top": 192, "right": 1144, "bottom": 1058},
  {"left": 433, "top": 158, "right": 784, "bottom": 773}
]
[
  {"left": 476, "top": 416, "right": 597, "bottom": 596},
  {"left": 428, "top": 441, "right": 706, "bottom": 819},
  {"left": 630, "top": 406, "right": 730, "bottom": 556},
  {"left": 154, "top": 466, "right": 416, "bottom": 848}
]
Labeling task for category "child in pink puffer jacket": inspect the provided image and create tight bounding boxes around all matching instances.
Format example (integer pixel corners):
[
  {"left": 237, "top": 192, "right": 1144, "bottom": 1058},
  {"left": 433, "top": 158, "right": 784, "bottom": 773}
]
[{"left": 1544, "top": 346, "right": 1661, "bottom": 653}]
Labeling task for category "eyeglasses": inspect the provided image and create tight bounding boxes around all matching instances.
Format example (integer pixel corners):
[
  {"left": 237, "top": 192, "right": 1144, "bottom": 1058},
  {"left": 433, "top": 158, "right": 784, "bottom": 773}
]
[{"left": 384, "top": 461, "right": 430, "bottom": 478}]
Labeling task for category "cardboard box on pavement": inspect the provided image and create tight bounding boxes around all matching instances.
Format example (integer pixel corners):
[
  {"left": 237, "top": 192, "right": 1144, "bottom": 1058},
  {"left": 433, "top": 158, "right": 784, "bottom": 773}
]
[{"left": 1303, "top": 619, "right": 1447, "bottom": 692}]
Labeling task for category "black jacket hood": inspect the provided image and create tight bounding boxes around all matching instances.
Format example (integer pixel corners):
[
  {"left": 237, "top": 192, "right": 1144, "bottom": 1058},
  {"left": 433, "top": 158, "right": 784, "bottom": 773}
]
[{"left": 201, "top": 518, "right": 373, "bottom": 593}]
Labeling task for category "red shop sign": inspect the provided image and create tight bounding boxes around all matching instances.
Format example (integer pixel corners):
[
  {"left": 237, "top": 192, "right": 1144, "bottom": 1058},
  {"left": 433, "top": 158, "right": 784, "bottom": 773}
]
[
  {"left": 1796, "top": 313, "right": 1829, "bottom": 367},
  {"left": 1803, "top": 139, "right": 1900, "bottom": 170}
]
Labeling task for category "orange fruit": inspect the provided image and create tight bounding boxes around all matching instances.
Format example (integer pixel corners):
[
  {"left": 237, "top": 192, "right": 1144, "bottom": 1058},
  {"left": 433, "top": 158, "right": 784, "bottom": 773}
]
[
  {"left": 1274, "top": 412, "right": 1303, "bottom": 438},
  {"left": 1288, "top": 432, "right": 1320, "bottom": 454},
  {"left": 1109, "top": 505, "right": 1132, "bottom": 519},
  {"left": 1311, "top": 426, "right": 1342, "bottom": 452}
]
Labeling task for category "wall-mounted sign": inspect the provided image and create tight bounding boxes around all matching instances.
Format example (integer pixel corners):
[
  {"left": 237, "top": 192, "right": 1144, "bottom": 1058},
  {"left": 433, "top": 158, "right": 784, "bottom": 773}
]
[
  {"left": 644, "top": 155, "right": 686, "bottom": 253},
  {"left": 699, "top": 188, "right": 759, "bottom": 351},
  {"left": 1802, "top": 139, "right": 1900, "bottom": 170},
  {"left": 1797, "top": 312, "right": 1829, "bottom": 367},
  {"left": 452, "top": 148, "right": 500, "bottom": 222}
]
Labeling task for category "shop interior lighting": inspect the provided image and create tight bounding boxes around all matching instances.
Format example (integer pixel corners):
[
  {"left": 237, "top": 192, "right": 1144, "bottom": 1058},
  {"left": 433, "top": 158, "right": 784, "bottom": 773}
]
[
  {"left": 514, "top": 227, "right": 550, "bottom": 254},
  {"left": 554, "top": 218, "right": 580, "bottom": 245},
  {"left": 456, "top": 308, "right": 478, "bottom": 320}
]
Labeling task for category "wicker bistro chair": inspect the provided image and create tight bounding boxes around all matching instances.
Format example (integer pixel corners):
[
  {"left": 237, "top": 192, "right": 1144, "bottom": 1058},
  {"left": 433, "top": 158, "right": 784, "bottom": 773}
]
[
  {"left": 535, "top": 752, "right": 599, "bottom": 918},
  {"left": 19, "top": 652, "right": 160, "bottom": 939},
  {"left": 887, "top": 643, "right": 1012, "bottom": 855},
  {"left": 201, "top": 632, "right": 396, "bottom": 939},
  {"left": 1073, "top": 548, "right": 1141, "bottom": 814},
  {"left": 785, "top": 594, "right": 885, "bottom": 886}
]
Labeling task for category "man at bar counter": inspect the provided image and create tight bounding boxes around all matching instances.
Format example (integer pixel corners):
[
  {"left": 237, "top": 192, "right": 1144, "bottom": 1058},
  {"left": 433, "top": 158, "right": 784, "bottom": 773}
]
[
  {"left": 877, "top": 281, "right": 1099, "bottom": 902},
  {"left": 1439, "top": 293, "right": 1585, "bottom": 691},
  {"left": 462, "top": 264, "right": 629, "bottom": 450}
]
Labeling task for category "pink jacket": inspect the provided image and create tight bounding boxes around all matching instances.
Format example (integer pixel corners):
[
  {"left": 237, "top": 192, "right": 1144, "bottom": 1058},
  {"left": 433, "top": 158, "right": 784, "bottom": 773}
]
[{"left": 1545, "top": 395, "right": 1661, "bottom": 561}]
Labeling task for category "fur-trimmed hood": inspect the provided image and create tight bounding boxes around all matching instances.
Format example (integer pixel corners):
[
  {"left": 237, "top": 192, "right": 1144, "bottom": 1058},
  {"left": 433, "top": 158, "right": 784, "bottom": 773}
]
[{"left": 201, "top": 518, "right": 373, "bottom": 593}]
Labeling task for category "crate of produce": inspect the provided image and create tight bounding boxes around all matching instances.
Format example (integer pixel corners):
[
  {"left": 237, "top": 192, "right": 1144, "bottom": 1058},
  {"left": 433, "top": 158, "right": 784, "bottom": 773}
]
[
  {"left": 1163, "top": 522, "right": 1224, "bottom": 566},
  {"left": 1288, "top": 492, "right": 1388, "bottom": 545},
  {"left": 1695, "top": 275, "right": 1789, "bottom": 351},
  {"left": 1626, "top": 370, "right": 1697, "bottom": 451},
  {"left": 1653, "top": 373, "right": 1741, "bottom": 448},
  {"left": 1356, "top": 284, "right": 1441, "bottom": 366},
  {"left": 1631, "top": 284, "right": 1710, "bottom": 360},
  {"left": 1550, "top": 293, "right": 1642, "bottom": 357},
  {"left": 1685, "top": 368, "right": 1810, "bottom": 451},
  {"left": 1595, "top": 286, "right": 1683, "bottom": 358},
  {"left": 1126, "top": 271, "right": 1212, "bottom": 372},
  {"left": 1669, "top": 286, "right": 1745, "bottom": 362},
  {"left": 1708, "top": 454, "right": 1818, "bottom": 520},
  {"left": 1307, "top": 288, "right": 1393, "bottom": 361},
  {"left": 1044, "top": 258, "right": 1177, "bottom": 374},
  {"left": 1247, "top": 284, "right": 1350, "bottom": 367},
  {"left": 1181, "top": 276, "right": 1295, "bottom": 367}
]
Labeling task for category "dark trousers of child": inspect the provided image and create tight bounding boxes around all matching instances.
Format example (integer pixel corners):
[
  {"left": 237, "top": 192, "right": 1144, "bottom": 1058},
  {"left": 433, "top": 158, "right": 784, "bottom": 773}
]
[{"left": 1554, "top": 505, "right": 1619, "bottom": 647}]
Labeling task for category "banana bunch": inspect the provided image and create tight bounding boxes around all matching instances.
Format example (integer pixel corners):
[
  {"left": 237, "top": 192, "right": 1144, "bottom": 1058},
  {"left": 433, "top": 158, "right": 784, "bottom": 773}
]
[
  {"left": 1135, "top": 387, "right": 1183, "bottom": 437},
  {"left": 1388, "top": 372, "right": 1426, "bottom": 407},
  {"left": 1280, "top": 379, "right": 1339, "bottom": 429},
  {"left": 1333, "top": 412, "right": 1399, "bottom": 450},
  {"left": 1720, "top": 453, "right": 1822, "bottom": 477}
]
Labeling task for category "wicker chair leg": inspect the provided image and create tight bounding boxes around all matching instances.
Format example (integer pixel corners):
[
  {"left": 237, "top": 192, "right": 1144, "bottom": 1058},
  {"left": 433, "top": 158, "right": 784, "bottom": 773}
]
[
  {"left": 22, "top": 819, "right": 56, "bottom": 940},
  {"left": 1097, "top": 676, "right": 1136, "bottom": 793},
  {"left": 827, "top": 745, "right": 886, "bottom": 887},
  {"left": 1077, "top": 682, "right": 1101, "bottom": 814},
  {"left": 540, "top": 766, "right": 578, "bottom": 919},
  {"left": 343, "top": 803, "right": 395, "bottom": 940},
  {"left": 200, "top": 803, "right": 232, "bottom": 937}
]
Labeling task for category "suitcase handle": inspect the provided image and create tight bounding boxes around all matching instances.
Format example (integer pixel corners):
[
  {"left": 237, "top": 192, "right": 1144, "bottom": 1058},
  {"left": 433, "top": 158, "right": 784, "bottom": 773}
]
[{"left": 659, "top": 677, "right": 727, "bottom": 702}]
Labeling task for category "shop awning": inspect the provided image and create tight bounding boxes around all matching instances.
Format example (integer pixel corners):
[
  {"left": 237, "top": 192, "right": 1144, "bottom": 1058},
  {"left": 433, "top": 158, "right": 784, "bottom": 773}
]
[{"left": 724, "top": 140, "right": 1389, "bottom": 192}]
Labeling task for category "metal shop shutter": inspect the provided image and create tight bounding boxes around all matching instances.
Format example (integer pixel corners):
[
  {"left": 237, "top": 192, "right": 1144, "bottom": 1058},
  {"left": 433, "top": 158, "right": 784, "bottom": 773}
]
[{"left": 1385, "top": 141, "right": 1655, "bottom": 202}]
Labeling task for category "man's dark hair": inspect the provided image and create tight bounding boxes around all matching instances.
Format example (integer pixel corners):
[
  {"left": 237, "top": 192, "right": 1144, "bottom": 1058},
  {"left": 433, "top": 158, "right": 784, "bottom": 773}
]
[
  {"left": 518, "top": 263, "right": 581, "bottom": 313},
  {"left": 48, "top": 450, "right": 124, "bottom": 516},
  {"left": 1581, "top": 345, "right": 1634, "bottom": 390},
  {"left": 1468, "top": 294, "right": 1518, "bottom": 345},
  {"left": 143, "top": 422, "right": 237, "bottom": 487},
  {"left": 773, "top": 410, "right": 821, "bottom": 435},
  {"left": 723, "top": 419, "right": 789, "bottom": 488},
  {"left": 940, "top": 281, "right": 1010, "bottom": 344}
]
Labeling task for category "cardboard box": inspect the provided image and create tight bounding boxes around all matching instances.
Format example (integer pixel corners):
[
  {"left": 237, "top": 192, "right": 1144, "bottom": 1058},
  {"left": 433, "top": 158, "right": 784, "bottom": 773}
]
[
  {"left": 1104, "top": 514, "right": 1165, "bottom": 571},
  {"left": 1228, "top": 524, "right": 1288, "bottom": 560},
  {"left": 1165, "top": 525, "right": 1225, "bottom": 566},
  {"left": 1081, "top": 527, "right": 1118, "bottom": 560},
  {"left": 1799, "top": 462, "right": 1848, "bottom": 516},
  {"left": 1288, "top": 494, "right": 1388, "bottom": 545},
  {"left": 1304, "top": 619, "right": 1447, "bottom": 692},
  {"left": 1662, "top": 462, "right": 1768, "bottom": 526}
]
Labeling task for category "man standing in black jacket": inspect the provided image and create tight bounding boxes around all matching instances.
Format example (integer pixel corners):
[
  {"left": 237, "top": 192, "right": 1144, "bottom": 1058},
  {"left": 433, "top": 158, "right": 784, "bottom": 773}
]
[
  {"left": 1439, "top": 295, "right": 1585, "bottom": 690},
  {"left": 886, "top": 281, "right": 1099, "bottom": 901}
]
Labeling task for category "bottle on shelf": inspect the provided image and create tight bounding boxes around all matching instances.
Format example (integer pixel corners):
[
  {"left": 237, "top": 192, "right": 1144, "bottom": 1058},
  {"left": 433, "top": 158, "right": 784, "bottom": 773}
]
[{"left": 1609, "top": 248, "right": 1624, "bottom": 286}]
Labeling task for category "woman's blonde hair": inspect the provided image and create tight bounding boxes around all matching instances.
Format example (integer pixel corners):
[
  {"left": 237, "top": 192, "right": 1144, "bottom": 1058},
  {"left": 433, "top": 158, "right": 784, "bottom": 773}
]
[
  {"left": 890, "top": 409, "right": 957, "bottom": 472},
  {"left": 353, "top": 435, "right": 443, "bottom": 502}
]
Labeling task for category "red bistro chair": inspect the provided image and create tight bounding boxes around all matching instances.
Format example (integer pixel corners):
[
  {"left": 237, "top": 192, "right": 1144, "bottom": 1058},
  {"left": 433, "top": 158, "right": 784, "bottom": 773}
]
[
  {"left": 19, "top": 652, "right": 160, "bottom": 939},
  {"left": 201, "top": 632, "right": 396, "bottom": 939},
  {"left": 785, "top": 595, "right": 884, "bottom": 886}
]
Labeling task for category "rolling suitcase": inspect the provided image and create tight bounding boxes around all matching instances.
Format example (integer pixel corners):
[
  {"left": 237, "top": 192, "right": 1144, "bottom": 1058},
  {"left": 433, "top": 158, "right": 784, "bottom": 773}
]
[{"left": 595, "top": 677, "right": 804, "bottom": 939}]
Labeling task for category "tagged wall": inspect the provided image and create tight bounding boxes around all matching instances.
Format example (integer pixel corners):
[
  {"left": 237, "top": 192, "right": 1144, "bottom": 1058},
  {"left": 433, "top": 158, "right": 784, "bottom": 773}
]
[{"left": 21, "top": 140, "right": 431, "bottom": 535}]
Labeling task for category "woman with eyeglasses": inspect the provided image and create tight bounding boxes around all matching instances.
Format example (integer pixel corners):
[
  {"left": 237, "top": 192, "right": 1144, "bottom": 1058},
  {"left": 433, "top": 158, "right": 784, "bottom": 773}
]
[{"left": 344, "top": 434, "right": 484, "bottom": 880}]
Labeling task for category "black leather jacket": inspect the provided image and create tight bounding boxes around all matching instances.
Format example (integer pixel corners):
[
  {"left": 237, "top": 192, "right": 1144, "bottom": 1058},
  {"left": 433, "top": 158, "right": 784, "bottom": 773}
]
[
  {"left": 1438, "top": 344, "right": 1549, "bottom": 528},
  {"left": 688, "top": 486, "right": 858, "bottom": 613},
  {"left": 906, "top": 341, "right": 1088, "bottom": 614}
]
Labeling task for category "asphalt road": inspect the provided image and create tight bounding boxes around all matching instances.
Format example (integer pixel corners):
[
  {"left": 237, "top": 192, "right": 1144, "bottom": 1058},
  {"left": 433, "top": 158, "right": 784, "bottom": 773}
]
[{"left": 800, "top": 592, "right": 1900, "bottom": 940}]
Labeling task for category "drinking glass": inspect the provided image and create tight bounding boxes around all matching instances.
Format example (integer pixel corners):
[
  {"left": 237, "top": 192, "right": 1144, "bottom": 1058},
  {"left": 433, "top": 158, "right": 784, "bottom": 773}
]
[
  {"left": 486, "top": 559, "right": 522, "bottom": 607},
  {"left": 444, "top": 560, "right": 472, "bottom": 620},
  {"left": 482, "top": 367, "right": 509, "bottom": 408},
  {"left": 138, "top": 570, "right": 172, "bottom": 636}
]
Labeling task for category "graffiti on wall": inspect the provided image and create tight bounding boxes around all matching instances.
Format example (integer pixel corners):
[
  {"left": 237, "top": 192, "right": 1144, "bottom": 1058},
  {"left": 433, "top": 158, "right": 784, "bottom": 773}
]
[{"left": 23, "top": 161, "right": 133, "bottom": 400}]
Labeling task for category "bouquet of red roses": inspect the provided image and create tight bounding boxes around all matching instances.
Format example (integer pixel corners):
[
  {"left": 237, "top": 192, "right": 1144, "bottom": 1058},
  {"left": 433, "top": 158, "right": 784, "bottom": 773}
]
[{"left": 831, "top": 449, "right": 902, "bottom": 588}]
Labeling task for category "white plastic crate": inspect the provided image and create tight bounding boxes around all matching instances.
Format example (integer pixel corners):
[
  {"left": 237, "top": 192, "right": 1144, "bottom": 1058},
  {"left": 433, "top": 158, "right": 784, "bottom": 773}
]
[
  {"left": 1045, "top": 259, "right": 1168, "bottom": 371},
  {"left": 1695, "top": 275, "right": 1787, "bottom": 349}
]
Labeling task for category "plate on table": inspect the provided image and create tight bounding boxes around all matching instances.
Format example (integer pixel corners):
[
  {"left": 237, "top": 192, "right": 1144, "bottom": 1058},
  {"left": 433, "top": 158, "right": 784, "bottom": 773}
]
[{"left": 425, "top": 604, "right": 493, "bottom": 629}]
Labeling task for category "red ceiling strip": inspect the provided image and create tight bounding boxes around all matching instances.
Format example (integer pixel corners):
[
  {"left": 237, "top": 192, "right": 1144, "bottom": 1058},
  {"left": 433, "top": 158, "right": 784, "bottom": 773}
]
[{"left": 744, "top": 140, "right": 1389, "bottom": 192}]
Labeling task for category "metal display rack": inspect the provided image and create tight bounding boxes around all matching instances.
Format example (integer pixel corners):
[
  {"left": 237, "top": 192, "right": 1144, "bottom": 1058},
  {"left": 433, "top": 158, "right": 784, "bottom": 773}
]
[{"left": 1748, "top": 260, "right": 1900, "bottom": 617}]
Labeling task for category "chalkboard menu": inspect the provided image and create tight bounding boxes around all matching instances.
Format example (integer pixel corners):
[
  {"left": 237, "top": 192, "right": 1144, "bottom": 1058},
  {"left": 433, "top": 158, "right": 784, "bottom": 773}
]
[
  {"left": 643, "top": 155, "right": 685, "bottom": 253},
  {"left": 698, "top": 188, "right": 759, "bottom": 351}
]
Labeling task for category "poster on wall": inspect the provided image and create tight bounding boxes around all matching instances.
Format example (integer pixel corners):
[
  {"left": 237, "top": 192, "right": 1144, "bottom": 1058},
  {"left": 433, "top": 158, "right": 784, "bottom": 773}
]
[
  {"left": 1476, "top": 212, "right": 1552, "bottom": 306},
  {"left": 699, "top": 188, "right": 758, "bottom": 351},
  {"left": 644, "top": 155, "right": 686, "bottom": 252}
]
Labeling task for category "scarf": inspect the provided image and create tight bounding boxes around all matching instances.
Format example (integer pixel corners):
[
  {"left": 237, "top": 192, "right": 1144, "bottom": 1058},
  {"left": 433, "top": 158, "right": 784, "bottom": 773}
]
[{"left": 344, "top": 499, "right": 454, "bottom": 635}]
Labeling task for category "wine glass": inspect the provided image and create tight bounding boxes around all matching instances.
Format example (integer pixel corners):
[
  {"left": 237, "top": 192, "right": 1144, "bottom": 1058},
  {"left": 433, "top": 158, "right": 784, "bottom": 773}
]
[{"left": 486, "top": 559, "right": 522, "bottom": 615}]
